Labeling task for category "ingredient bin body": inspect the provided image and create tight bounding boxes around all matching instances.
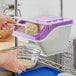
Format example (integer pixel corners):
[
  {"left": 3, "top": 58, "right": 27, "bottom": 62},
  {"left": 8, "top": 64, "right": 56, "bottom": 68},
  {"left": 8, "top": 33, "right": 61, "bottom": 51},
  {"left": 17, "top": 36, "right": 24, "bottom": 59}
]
[{"left": 13, "top": 16, "right": 73, "bottom": 56}]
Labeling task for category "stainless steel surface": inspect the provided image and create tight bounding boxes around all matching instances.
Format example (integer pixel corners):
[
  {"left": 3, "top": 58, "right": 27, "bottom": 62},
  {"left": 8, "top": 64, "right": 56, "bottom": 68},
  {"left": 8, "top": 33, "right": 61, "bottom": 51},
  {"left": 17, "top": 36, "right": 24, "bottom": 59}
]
[
  {"left": 14, "top": 0, "right": 22, "bottom": 48},
  {"left": 14, "top": 0, "right": 18, "bottom": 48},
  {"left": 73, "top": 39, "right": 76, "bottom": 69},
  {"left": 15, "top": 0, "right": 18, "bottom": 16},
  {"left": 60, "top": 0, "right": 63, "bottom": 17}
]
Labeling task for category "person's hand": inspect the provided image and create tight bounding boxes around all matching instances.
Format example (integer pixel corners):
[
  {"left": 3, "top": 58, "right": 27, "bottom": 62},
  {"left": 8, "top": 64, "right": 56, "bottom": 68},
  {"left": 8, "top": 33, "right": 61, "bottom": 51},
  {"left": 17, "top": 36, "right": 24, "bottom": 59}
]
[
  {"left": 0, "top": 50, "right": 25, "bottom": 73},
  {"left": 0, "top": 14, "right": 16, "bottom": 30}
]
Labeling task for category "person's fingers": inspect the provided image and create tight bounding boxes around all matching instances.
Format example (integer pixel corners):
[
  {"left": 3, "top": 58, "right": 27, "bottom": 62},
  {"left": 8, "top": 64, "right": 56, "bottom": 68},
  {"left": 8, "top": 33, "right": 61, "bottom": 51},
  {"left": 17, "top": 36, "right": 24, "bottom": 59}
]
[
  {"left": 0, "top": 14, "right": 16, "bottom": 29},
  {"left": 1, "top": 22, "right": 13, "bottom": 30},
  {"left": 0, "top": 20, "right": 7, "bottom": 26},
  {"left": 7, "top": 19, "right": 16, "bottom": 24},
  {"left": 10, "top": 67, "right": 22, "bottom": 73},
  {"left": 12, "top": 61, "right": 25, "bottom": 73},
  {"left": 5, "top": 15, "right": 16, "bottom": 24},
  {"left": 0, "top": 24, "right": 2, "bottom": 30},
  {"left": 1, "top": 24, "right": 8, "bottom": 30},
  {"left": 8, "top": 20, "right": 16, "bottom": 24},
  {"left": 0, "top": 20, "right": 8, "bottom": 29},
  {"left": 6, "top": 23, "right": 13, "bottom": 28},
  {"left": 1, "top": 14, "right": 16, "bottom": 24},
  {"left": 19, "top": 65, "right": 25, "bottom": 71},
  {"left": 12, "top": 64, "right": 23, "bottom": 73},
  {"left": 9, "top": 50, "right": 18, "bottom": 57},
  {"left": 18, "top": 63, "right": 26, "bottom": 71},
  {"left": 0, "top": 24, "right": 6, "bottom": 30},
  {"left": 1, "top": 17, "right": 7, "bottom": 23},
  {"left": 16, "top": 69, "right": 22, "bottom": 74}
]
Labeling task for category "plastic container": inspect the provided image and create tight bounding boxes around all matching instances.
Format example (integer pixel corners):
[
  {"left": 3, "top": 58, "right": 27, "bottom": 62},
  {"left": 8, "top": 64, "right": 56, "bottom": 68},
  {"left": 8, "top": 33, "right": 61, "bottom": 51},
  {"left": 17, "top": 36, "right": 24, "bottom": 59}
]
[
  {"left": 17, "top": 47, "right": 41, "bottom": 69},
  {"left": 58, "top": 73, "right": 75, "bottom": 76},
  {"left": 13, "top": 16, "right": 73, "bottom": 56},
  {"left": 17, "top": 66, "right": 62, "bottom": 76}
]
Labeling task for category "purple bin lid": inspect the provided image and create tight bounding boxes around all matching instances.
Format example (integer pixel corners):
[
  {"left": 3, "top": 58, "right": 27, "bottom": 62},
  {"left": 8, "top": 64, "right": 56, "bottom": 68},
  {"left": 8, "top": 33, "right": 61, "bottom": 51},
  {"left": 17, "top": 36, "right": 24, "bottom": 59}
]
[{"left": 13, "top": 16, "right": 73, "bottom": 41}]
